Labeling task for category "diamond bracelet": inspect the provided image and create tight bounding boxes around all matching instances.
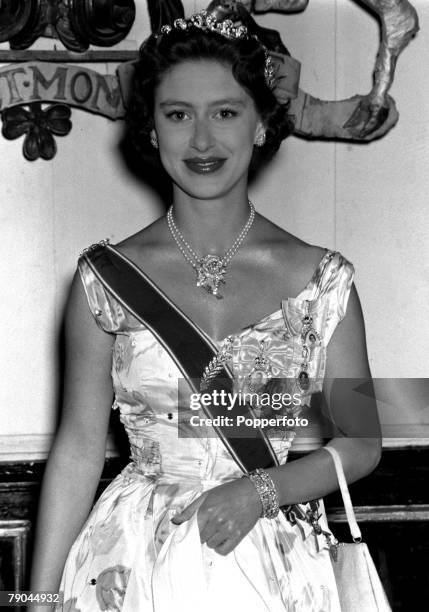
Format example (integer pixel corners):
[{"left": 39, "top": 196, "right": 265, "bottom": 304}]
[{"left": 247, "top": 468, "right": 280, "bottom": 519}]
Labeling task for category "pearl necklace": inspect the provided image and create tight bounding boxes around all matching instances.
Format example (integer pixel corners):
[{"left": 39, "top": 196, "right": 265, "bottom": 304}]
[{"left": 167, "top": 201, "right": 255, "bottom": 298}]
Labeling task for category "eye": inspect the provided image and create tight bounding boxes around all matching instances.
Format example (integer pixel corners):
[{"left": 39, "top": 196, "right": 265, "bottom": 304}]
[
  {"left": 166, "top": 110, "right": 189, "bottom": 121},
  {"left": 216, "top": 108, "right": 238, "bottom": 119}
]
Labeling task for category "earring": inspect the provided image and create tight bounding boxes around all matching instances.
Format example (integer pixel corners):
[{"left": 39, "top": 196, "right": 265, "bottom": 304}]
[
  {"left": 255, "top": 132, "right": 266, "bottom": 147},
  {"left": 150, "top": 132, "right": 158, "bottom": 149}
]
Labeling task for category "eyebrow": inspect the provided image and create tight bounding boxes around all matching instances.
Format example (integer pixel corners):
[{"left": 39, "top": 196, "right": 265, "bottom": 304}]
[{"left": 159, "top": 97, "right": 247, "bottom": 108}]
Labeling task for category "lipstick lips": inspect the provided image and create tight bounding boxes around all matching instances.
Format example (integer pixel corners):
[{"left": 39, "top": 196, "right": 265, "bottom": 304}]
[{"left": 183, "top": 157, "right": 226, "bottom": 174}]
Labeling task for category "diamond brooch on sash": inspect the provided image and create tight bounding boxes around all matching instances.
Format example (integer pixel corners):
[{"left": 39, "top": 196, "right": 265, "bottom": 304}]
[{"left": 200, "top": 336, "right": 234, "bottom": 391}]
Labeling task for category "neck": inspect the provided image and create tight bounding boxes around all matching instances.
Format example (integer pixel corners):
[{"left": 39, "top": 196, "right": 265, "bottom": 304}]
[{"left": 169, "top": 191, "right": 253, "bottom": 255}]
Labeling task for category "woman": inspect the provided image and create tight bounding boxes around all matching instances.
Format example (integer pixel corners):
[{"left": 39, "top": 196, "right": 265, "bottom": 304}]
[{"left": 30, "top": 9, "right": 381, "bottom": 611}]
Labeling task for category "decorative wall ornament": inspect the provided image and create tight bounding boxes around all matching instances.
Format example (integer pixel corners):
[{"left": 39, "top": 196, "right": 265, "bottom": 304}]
[
  {"left": 0, "top": 2, "right": 33, "bottom": 42},
  {"left": 0, "top": 0, "right": 419, "bottom": 160},
  {"left": 146, "top": 0, "right": 185, "bottom": 32},
  {"left": 1, "top": 102, "right": 71, "bottom": 161},
  {"left": 0, "top": 0, "right": 136, "bottom": 52},
  {"left": 251, "top": 0, "right": 309, "bottom": 10},
  {"left": 0, "top": 62, "right": 125, "bottom": 160},
  {"left": 0, "top": 63, "right": 125, "bottom": 118},
  {"left": 207, "top": 0, "right": 419, "bottom": 140}
]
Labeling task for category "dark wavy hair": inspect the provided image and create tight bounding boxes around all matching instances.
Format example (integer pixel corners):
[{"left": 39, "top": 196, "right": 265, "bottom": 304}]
[{"left": 125, "top": 25, "right": 294, "bottom": 185}]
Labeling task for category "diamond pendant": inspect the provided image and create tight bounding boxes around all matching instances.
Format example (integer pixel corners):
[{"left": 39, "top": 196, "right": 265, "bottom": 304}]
[{"left": 195, "top": 254, "right": 226, "bottom": 298}]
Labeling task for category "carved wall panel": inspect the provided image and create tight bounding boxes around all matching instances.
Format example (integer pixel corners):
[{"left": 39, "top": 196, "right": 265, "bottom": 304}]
[{"left": 0, "top": 0, "right": 136, "bottom": 52}]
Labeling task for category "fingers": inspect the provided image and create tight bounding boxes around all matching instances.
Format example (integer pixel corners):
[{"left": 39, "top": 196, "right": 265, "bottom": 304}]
[
  {"left": 200, "top": 515, "right": 235, "bottom": 545},
  {"left": 212, "top": 529, "right": 244, "bottom": 556},
  {"left": 206, "top": 531, "right": 229, "bottom": 550},
  {"left": 203, "top": 517, "right": 244, "bottom": 556},
  {"left": 171, "top": 479, "right": 259, "bottom": 555},
  {"left": 171, "top": 493, "right": 207, "bottom": 525}
]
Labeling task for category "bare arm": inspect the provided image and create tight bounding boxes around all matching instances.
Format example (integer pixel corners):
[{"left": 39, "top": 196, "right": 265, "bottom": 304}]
[
  {"left": 175, "top": 284, "right": 382, "bottom": 554},
  {"left": 268, "top": 283, "right": 381, "bottom": 506},
  {"left": 29, "top": 271, "right": 115, "bottom": 607}
]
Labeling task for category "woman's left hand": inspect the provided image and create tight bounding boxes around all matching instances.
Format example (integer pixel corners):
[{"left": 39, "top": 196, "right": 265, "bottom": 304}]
[{"left": 171, "top": 477, "right": 263, "bottom": 556}]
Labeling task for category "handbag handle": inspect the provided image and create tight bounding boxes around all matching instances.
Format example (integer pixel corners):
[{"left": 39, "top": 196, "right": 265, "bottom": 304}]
[{"left": 324, "top": 446, "right": 362, "bottom": 542}]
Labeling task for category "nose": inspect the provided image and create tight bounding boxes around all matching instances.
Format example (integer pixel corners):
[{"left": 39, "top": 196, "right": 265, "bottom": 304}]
[{"left": 190, "top": 117, "right": 214, "bottom": 152}]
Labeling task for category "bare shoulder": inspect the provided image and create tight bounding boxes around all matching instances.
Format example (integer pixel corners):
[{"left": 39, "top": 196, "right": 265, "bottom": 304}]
[
  {"left": 254, "top": 213, "right": 328, "bottom": 287},
  {"left": 114, "top": 216, "right": 170, "bottom": 263},
  {"left": 257, "top": 214, "right": 368, "bottom": 375}
]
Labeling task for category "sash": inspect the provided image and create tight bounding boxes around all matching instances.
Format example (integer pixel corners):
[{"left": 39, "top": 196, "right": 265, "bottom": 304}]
[{"left": 83, "top": 243, "right": 279, "bottom": 474}]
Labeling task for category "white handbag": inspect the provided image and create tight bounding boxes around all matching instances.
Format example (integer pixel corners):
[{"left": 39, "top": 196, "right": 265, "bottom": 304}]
[{"left": 324, "top": 446, "right": 392, "bottom": 612}]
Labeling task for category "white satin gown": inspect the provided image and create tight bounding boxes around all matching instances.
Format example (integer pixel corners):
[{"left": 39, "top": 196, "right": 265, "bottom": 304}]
[{"left": 57, "top": 247, "right": 354, "bottom": 612}]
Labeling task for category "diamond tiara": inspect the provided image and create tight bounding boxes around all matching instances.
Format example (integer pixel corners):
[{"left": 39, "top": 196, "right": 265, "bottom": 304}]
[{"left": 154, "top": 10, "right": 277, "bottom": 89}]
